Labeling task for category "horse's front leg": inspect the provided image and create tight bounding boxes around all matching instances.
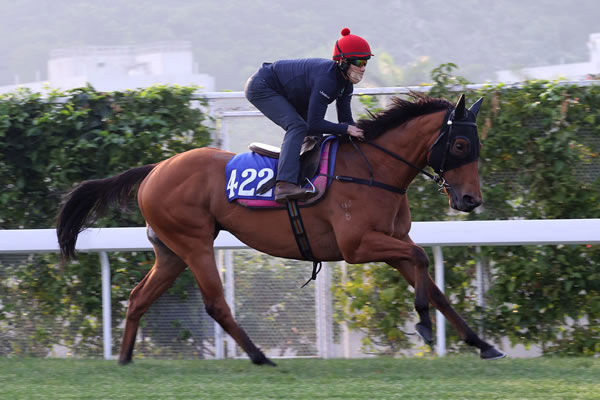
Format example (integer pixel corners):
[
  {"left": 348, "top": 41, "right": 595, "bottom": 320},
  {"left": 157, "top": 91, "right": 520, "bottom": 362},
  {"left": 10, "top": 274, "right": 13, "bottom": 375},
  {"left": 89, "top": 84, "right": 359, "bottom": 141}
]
[
  {"left": 339, "top": 231, "right": 434, "bottom": 347},
  {"left": 340, "top": 231, "right": 505, "bottom": 359},
  {"left": 394, "top": 259, "right": 505, "bottom": 359}
]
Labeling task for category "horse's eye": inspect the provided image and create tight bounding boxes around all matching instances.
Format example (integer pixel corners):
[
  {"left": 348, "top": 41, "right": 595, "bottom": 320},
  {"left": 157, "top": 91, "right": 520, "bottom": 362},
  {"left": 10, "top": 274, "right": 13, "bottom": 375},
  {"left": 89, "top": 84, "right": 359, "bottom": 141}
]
[{"left": 451, "top": 137, "right": 470, "bottom": 158}]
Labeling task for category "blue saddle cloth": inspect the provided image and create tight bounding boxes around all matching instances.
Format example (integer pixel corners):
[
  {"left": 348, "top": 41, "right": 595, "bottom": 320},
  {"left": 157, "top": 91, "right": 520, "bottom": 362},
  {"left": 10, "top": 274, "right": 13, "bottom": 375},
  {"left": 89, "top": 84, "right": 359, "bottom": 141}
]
[
  {"left": 225, "top": 136, "right": 338, "bottom": 205},
  {"left": 225, "top": 152, "right": 278, "bottom": 201}
]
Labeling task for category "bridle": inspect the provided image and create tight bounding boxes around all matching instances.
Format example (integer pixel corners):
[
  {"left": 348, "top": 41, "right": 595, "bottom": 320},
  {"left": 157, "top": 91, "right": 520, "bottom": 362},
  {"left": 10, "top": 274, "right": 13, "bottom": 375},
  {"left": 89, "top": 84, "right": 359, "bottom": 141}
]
[
  {"left": 345, "top": 107, "right": 479, "bottom": 194},
  {"left": 427, "top": 108, "right": 479, "bottom": 177}
]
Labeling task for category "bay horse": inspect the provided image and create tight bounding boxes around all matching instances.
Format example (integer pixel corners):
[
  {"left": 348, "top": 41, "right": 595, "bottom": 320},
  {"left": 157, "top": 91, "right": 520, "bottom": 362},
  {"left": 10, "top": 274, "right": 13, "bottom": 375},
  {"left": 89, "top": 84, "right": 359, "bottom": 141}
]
[{"left": 57, "top": 93, "right": 505, "bottom": 365}]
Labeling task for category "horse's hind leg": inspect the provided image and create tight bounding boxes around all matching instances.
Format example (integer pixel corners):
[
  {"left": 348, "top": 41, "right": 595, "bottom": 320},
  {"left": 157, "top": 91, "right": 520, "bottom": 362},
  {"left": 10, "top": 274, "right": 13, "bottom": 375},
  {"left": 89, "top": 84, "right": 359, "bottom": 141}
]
[
  {"left": 182, "top": 242, "right": 275, "bottom": 366},
  {"left": 119, "top": 228, "right": 187, "bottom": 364},
  {"left": 395, "top": 262, "right": 505, "bottom": 360}
]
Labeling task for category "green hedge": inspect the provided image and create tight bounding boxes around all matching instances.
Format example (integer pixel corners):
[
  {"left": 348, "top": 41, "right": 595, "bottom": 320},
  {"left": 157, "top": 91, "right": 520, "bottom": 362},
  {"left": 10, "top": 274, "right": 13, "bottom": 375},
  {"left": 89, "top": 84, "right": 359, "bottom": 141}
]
[{"left": 0, "top": 85, "right": 211, "bottom": 228}]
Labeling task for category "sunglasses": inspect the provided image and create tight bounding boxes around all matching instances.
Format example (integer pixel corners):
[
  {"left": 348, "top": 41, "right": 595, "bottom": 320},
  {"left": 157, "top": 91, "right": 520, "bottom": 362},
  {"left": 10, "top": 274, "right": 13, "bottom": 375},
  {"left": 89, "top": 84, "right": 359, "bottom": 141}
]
[{"left": 348, "top": 59, "right": 368, "bottom": 67}]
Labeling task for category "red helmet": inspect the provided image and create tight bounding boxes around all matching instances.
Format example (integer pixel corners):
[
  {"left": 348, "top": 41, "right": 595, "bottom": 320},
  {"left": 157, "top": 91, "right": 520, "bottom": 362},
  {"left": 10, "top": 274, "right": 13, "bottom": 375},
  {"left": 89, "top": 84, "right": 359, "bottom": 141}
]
[{"left": 332, "top": 27, "right": 373, "bottom": 61}]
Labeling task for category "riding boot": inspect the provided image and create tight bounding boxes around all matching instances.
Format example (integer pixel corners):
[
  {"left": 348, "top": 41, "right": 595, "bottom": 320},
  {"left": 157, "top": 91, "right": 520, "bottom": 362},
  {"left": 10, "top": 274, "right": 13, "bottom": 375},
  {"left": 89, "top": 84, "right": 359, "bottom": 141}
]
[{"left": 274, "top": 181, "right": 317, "bottom": 204}]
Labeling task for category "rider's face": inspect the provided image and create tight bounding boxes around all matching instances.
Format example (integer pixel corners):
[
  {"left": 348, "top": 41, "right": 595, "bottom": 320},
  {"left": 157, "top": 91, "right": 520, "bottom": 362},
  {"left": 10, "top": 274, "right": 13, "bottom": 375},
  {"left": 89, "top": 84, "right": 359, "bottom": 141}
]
[{"left": 347, "top": 63, "right": 366, "bottom": 84}]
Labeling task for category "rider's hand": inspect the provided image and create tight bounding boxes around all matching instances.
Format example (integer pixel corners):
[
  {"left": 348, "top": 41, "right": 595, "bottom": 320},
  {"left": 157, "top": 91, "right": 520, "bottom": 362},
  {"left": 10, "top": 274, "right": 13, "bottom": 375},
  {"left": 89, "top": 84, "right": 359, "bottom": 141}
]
[{"left": 347, "top": 125, "right": 365, "bottom": 140}]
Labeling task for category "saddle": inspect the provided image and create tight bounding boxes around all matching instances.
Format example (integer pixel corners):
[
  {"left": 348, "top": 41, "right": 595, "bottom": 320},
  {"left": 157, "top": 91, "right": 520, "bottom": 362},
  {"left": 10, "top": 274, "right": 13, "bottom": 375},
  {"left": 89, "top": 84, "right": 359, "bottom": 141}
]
[
  {"left": 224, "top": 135, "right": 338, "bottom": 208},
  {"left": 249, "top": 136, "right": 323, "bottom": 195}
]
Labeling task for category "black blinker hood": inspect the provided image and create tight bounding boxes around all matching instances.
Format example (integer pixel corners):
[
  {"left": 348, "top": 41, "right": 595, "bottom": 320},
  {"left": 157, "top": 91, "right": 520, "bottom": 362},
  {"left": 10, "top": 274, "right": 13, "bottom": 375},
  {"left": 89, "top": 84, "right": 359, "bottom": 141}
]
[{"left": 428, "top": 95, "right": 483, "bottom": 174}]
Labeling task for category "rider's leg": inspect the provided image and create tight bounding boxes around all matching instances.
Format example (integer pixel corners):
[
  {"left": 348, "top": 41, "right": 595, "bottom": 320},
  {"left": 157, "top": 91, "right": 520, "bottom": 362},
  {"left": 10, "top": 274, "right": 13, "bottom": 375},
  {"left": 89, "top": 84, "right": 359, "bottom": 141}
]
[
  {"left": 276, "top": 118, "right": 308, "bottom": 184},
  {"left": 245, "top": 76, "right": 316, "bottom": 202}
]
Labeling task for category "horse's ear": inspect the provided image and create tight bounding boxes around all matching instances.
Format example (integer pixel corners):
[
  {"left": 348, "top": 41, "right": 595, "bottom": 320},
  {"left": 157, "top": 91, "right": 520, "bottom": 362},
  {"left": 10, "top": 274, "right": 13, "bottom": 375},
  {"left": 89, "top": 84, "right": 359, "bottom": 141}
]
[
  {"left": 469, "top": 97, "right": 484, "bottom": 119},
  {"left": 455, "top": 94, "right": 466, "bottom": 118}
]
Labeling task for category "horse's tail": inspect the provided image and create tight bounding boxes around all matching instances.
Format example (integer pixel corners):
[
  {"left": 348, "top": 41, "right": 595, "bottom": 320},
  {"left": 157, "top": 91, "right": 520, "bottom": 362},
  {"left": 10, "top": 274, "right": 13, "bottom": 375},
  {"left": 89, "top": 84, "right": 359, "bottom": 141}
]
[{"left": 56, "top": 164, "right": 156, "bottom": 260}]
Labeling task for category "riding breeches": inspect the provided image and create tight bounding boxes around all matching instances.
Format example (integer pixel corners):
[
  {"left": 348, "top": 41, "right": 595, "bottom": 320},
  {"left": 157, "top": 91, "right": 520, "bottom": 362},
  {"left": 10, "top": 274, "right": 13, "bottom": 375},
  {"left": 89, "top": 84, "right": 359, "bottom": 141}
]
[{"left": 244, "top": 73, "right": 308, "bottom": 185}]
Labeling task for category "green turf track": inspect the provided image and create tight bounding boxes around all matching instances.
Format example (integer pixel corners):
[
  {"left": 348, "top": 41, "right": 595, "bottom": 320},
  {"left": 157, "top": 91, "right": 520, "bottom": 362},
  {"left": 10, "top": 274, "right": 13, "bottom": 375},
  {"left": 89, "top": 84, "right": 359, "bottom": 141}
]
[{"left": 0, "top": 356, "right": 598, "bottom": 399}]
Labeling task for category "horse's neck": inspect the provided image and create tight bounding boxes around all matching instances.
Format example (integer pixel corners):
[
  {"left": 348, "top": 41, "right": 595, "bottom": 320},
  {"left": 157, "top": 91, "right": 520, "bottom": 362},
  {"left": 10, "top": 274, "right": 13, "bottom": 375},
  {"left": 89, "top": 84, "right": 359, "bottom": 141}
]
[{"left": 372, "top": 111, "right": 444, "bottom": 187}]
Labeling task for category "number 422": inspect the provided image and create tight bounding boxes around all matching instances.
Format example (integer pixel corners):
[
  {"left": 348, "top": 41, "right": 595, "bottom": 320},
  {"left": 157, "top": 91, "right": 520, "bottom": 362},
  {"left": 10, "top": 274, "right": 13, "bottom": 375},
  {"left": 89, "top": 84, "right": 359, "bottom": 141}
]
[{"left": 227, "top": 168, "right": 274, "bottom": 198}]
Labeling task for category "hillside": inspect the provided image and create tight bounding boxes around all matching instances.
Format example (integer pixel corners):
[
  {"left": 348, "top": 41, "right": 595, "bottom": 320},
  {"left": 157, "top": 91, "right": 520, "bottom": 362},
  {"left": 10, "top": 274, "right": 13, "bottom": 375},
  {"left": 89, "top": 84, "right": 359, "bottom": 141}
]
[{"left": 1, "top": 0, "right": 599, "bottom": 89}]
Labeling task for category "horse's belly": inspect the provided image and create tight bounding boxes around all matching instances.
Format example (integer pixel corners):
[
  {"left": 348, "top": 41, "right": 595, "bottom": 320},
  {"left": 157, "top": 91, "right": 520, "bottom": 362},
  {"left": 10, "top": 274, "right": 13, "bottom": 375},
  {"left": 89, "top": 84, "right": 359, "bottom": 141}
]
[{"left": 217, "top": 206, "right": 342, "bottom": 262}]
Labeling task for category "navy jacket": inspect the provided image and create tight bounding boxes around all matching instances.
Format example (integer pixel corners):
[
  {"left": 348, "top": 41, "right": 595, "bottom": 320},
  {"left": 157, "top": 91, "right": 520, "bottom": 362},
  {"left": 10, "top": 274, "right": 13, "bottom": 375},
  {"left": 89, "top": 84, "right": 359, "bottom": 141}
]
[{"left": 258, "top": 58, "right": 354, "bottom": 135}]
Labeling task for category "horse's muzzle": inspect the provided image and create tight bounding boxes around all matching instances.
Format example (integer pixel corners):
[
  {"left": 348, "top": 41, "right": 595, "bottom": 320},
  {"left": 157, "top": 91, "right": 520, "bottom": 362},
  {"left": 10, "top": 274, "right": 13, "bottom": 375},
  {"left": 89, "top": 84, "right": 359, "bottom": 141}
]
[
  {"left": 446, "top": 186, "right": 482, "bottom": 212},
  {"left": 460, "top": 194, "right": 482, "bottom": 212}
]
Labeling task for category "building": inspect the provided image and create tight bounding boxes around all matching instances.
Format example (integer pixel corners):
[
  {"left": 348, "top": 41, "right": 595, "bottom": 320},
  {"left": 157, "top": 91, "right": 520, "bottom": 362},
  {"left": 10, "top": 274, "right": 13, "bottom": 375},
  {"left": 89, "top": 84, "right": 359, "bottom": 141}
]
[
  {"left": 496, "top": 33, "right": 600, "bottom": 82},
  {"left": 0, "top": 41, "right": 215, "bottom": 93}
]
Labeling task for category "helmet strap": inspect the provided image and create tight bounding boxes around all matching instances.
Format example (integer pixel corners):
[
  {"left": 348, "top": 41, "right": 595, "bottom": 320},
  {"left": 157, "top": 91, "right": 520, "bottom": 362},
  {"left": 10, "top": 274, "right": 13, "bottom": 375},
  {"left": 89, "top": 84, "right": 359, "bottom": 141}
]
[
  {"left": 336, "top": 41, "right": 350, "bottom": 75},
  {"left": 339, "top": 59, "right": 350, "bottom": 74},
  {"left": 335, "top": 40, "right": 345, "bottom": 59}
]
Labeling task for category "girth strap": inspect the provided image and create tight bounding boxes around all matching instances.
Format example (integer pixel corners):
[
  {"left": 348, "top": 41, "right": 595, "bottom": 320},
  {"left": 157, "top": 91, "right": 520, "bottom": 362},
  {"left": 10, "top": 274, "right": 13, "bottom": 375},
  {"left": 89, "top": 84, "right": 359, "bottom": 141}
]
[{"left": 286, "top": 200, "right": 322, "bottom": 288}]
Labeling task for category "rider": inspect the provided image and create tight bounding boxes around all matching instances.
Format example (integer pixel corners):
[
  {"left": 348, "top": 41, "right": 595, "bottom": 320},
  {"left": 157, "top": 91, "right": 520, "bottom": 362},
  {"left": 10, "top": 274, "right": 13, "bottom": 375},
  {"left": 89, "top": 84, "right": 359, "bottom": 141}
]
[{"left": 244, "top": 27, "right": 373, "bottom": 203}]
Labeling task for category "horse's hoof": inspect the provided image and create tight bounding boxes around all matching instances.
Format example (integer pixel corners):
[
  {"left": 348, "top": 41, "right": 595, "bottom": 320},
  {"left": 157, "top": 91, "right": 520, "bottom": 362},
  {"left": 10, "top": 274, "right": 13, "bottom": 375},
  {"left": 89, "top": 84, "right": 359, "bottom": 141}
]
[
  {"left": 262, "top": 358, "right": 277, "bottom": 367},
  {"left": 254, "top": 358, "right": 276, "bottom": 367},
  {"left": 415, "top": 323, "right": 434, "bottom": 346},
  {"left": 481, "top": 347, "right": 506, "bottom": 360},
  {"left": 251, "top": 353, "right": 277, "bottom": 367}
]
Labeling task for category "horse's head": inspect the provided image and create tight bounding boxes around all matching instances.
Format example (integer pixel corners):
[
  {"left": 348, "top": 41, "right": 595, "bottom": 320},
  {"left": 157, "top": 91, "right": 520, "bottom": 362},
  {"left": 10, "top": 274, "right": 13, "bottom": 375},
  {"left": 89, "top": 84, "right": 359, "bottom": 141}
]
[{"left": 428, "top": 94, "right": 483, "bottom": 212}]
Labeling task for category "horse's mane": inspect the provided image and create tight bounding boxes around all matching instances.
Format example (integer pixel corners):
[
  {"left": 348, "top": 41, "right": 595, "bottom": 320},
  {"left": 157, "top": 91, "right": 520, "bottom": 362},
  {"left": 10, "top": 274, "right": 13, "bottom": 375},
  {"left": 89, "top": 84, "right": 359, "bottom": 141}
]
[{"left": 355, "top": 92, "right": 453, "bottom": 141}]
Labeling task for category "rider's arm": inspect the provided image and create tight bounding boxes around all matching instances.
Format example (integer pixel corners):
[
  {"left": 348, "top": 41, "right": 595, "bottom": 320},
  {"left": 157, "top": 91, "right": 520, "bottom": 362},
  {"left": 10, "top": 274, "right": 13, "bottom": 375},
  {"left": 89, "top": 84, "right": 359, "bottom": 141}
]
[
  {"left": 336, "top": 92, "right": 354, "bottom": 125},
  {"left": 338, "top": 92, "right": 364, "bottom": 139},
  {"left": 305, "top": 81, "right": 349, "bottom": 136}
]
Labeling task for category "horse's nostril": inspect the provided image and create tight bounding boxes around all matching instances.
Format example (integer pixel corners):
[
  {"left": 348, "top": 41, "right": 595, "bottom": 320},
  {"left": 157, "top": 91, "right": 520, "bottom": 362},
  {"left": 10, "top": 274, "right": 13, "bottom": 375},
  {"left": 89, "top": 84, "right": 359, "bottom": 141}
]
[{"left": 463, "top": 195, "right": 480, "bottom": 208}]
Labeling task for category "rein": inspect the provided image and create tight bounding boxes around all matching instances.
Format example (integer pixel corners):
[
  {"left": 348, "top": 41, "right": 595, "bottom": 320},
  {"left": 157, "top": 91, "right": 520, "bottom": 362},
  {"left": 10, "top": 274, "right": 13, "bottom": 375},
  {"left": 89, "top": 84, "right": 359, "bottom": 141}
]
[
  {"left": 329, "top": 108, "right": 482, "bottom": 194},
  {"left": 365, "top": 141, "right": 447, "bottom": 188},
  {"left": 321, "top": 113, "right": 458, "bottom": 195},
  {"left": 318, "top": 138, "right": 407, "bottom": 194}
]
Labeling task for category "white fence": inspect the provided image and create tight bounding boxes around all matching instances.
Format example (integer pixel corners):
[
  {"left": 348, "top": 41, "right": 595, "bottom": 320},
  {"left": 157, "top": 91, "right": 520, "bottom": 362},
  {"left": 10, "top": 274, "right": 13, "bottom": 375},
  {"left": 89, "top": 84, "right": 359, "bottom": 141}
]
[{"left": 1, "top": 219, "right": 598, "bottom": 360}]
